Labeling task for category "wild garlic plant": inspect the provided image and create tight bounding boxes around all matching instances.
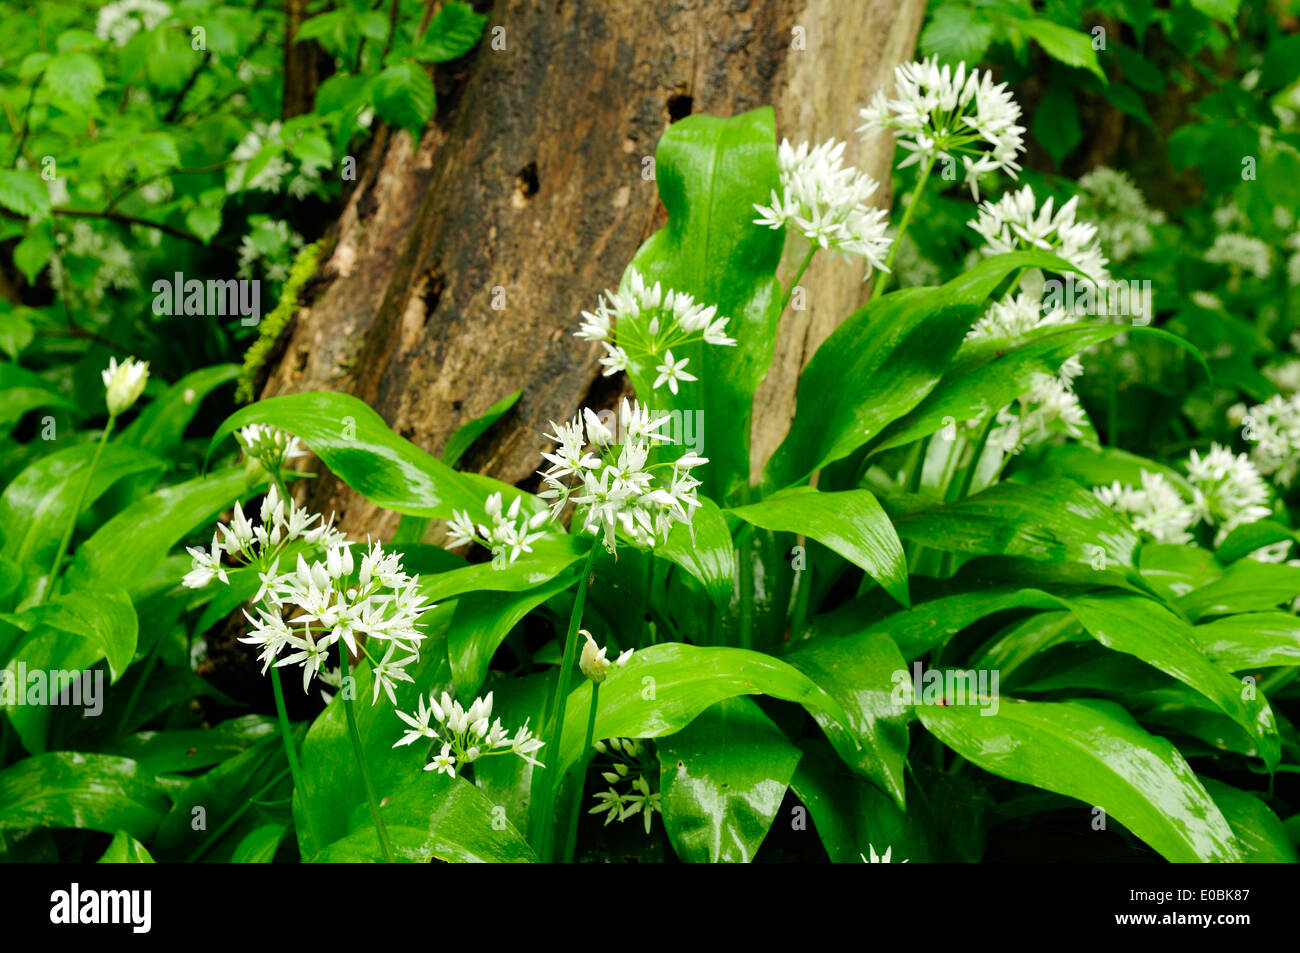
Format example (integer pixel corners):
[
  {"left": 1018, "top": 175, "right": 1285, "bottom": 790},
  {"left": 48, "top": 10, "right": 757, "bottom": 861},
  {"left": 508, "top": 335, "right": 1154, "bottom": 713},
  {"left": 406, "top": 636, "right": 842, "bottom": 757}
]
[{"left": 183, "top": 431, "right": 432, "bottom": 864}]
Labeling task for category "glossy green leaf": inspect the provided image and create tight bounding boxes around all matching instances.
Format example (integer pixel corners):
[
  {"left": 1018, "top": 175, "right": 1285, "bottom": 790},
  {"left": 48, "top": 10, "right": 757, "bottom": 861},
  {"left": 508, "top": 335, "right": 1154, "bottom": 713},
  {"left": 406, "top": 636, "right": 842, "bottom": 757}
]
[
  {"left": 0, "top": 443, "right": 165, "bottom": 584},
  {"left": 1177, "top": 560, "right": 1300, "bottom": 620},
  {"left": 448, "top": 572, "right": 579, "bottom": 698},
  {"left": 0, "top": 753, "right": 169, "bottom": 839},
  {"left": 1191, "top": 612, "right": 1300, "bottom": 670},
  {"left": 119, "top": 364, "right": 239, "bottom": 457},
  {"left": 317, "top": 773, "right": 535, "bottom": 862},
  {"left": 658, "top": 696, "right": 802, "bottom": 862},
  {"left": 230, "top": 824, "right": 288, "bottom": 863},
  {"left": 441, "top": 389, "right": 520, "bottom": 467},
  {"left": 657, "top": 495, "right": 736, "bottom": 611},
  {"left": 552, "top": 644, "right": 857, "bottom": 787},
  {"left": 730, "top": 487, "right": 908, "bottom": 607},
  {"left": 209, "top": 393, "right": 493, "bottom": 520},
  {"left": 919, "top": 698, "right": 1239, "bottom": 862},
  {"left": 97, "top": 830, "right": 155, "bottom": 863},
  {"left": 626, "top": 108, "right": 783, "bottom": 500},
  {"left": 785, "top": 630, "right": 911, "bottom": 804},
  {"left": 764, "top": 251, "right": 1076, "bottom": 490},
  {"left": 1201, "top": 778, "right": 1297, "bottom": 863},
  {"left": 65, "top": 466, "right": 261, "bottom": 593},
  {"left": 886, "top": 478, "right": 1139, "bottom": 572}
]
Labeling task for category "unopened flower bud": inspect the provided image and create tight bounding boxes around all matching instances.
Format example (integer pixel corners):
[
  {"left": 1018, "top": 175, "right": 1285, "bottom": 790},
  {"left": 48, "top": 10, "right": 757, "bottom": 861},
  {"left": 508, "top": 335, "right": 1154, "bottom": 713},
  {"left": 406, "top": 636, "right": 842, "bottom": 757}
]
[{"left": 102, "top": 356, "right": 149, "bottom": 416}]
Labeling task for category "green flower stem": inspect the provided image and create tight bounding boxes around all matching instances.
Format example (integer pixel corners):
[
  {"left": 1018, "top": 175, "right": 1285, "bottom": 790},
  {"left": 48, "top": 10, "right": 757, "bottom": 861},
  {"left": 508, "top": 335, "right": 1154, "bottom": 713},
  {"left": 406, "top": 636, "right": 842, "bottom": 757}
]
[
  {"left": 537, "top": 541, "right": 601, "bottom": 861},
  {"left": 339, "top": 651, "right": 395, "bottom": 863},
  {"left": 43, "top": 414, "right": 115, "bottom": 603},
  {"left": 781, "top": 244, "right": 818, "bottom": 314},
  {"left": 270, "top": 665, "right": 321, "bottom": 854},
  {"left": 872, "top": 154, "right": 936, "bottom": 302},
  {"left": 561, "top": 682, "right": 600, "bottom": 864}
]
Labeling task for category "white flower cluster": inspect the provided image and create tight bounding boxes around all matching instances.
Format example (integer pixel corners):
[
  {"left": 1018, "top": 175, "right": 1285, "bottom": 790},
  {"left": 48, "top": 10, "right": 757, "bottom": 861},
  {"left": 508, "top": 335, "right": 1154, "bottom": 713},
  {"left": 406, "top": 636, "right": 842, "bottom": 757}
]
[
  {"left": 1185, "top": 444, "right": 1272, "bottom": 543},
  {"left": 537, "top": 399, "right": 707, "bottom": 552},
  {"left": 236, "top": 424, "right": 306, "bottom": 474},
  {"left": 394, "top": 690, "right": 544, "bottom": 777},
  {"left": 1094, "top": 471, "right": 1199, "bottom": 545},
  {"left": 183, "top": 486, "right": 430, "bottom": 703},
  {"left": 446, "top": 492, "right": 551, "bottom": 568},
  {"left": 967, "top": 293, "right": 1088, "bottom": 453},
  {"left": 1094, "top": 444, "right": 1273, "bottom": 548},
  {"left": 575, "top": 268, "right": 734, "bottom": 395},
  {"left": 1077, "top": 167, "right": 1165, "bottom": 262},
  {"left": 1241, "top": 394, "right": 1300, "bottom": 487},
  {"left": 752, "top": 138, "right": 892, "bottom": 272},
  {"left": 95, "top": 0, "right": 171, "bottom": 46},
  {"left": 858, "top": 57, "right": 1026, "bottom": 200},
  {"left": 861, "top": 844, "right": 907, "bottom": 863},
  {"left": 1204, "top": 233, "right": 1272, "bottom": 280},
  {"left": 968, "top": 186, "right": 1109, "bottom": 285},
  {"left": 588, "top": 737, "right": 661, "bottom": 834}
]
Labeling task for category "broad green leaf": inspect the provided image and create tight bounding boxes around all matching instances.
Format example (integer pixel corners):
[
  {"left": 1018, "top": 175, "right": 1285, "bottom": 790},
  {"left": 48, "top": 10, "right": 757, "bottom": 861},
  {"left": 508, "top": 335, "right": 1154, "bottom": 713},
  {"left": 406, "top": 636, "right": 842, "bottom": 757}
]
[
  {"left": 210, "top": 393, "right": 491, "bottom": 520},
  {"left": 316, "top": 773, "right": 535, "bottom": 862},
  {"left": 1188, "top": 0, "right": 1240, "bottom": 23},
  {"left": 870, "top": 324, "right": 1131, "bottom": 455},
  {"left": 119, "top": 364, "right": 240, "bottom": 457},
  {"left": 448, "top": 572, "right": 579, "bottom": 697},
  {"left": 886, "top": 478, "right": 1139, "bottom": 572},
  {"left": 66, "top": 466, "right": 261, "bottom": 593},
  {"left": 790, "top": 741, "right": 929, "bottom": 862},
  {"left": 417, "top": 1, "right": 488, "bottom": 62},
  {"left": 730, "top": 487, "right": 908, "bottom": 607},
  {"left": 920, "top": 5, "right": 993, "bottom": 64},
  {"left": 0, "top": 169, "right": 51, "bottom": 219},
  {"left": 1201, "top": 778, "right": 1297, "bottom": 863},
  {"left": 0, "top": 753, "right": 169, "bottom": 839},
  {"left": 785, "top": 629, "right": 911, "bottom": 805},
  {"left": 1191, "top": 612, "right": 1300, "bottom": 670},
  {"left": 919, "top": 698, "right": 1239, "bottom": 862},
  {"left": 0, "top": 362, "right": 76, "bottom": 428},
  {"left": 0, "top": 443, "right": 165, "bottom": 582},
  {"left": 1021, "top": 19, "right": 1107, "bottom": 81},
  {"left": 1033, "top": 80, "right": 1082, "bottom": 166},
  {"left": 1051, "top": 592, "right": 1277, "bottom": 764},
  {"left": 104, "top": 715, "right": 279, "bottom": 775},
  {"left": 230, "top": 823, "right": 288, "bottom": 863},
  {"left": 658, "top": 696, "right": 802, "bottom": 862},
  {"left": 551, "top": 644, "right": 858, "bottom": 787},
  {"left": 371, "top": 61, "right": 435, "bottom": 140},
  {"left": 441, "top": 389, "right": 520, "bottom": 467},
  {"left": 626, "top": 108, "right": 784, "bottom": 500},
  {"left": 1178, "top": 561, "right": 1300, "bottom": 620},
  {"left": 41, "top": 50, "right": 106, "bottom": 109},
  {"left": 97, "top": 830, "right": 155, "bottom": 863},
  {"left": 657, "top": 495, "right": 736, "bottom": 612},
  {"left": 765, "top": 251, "right": 1075, "bottom": 490},
  {"left": 421, "top": 534, "right": 587, "bottom": 602}
]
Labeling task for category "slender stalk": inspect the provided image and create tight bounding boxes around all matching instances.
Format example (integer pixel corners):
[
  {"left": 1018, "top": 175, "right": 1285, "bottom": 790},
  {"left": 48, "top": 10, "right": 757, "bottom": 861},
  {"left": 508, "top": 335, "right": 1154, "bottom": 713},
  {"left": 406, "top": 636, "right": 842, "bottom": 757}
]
[
  {"left": 537, "top": 541, "right": 601, "bottom": 861},
  {"left": 270, "top": 666, "right": 320, "bottom": 852},
  {"left": 872, "top": 154, "right": 936, "bottom": 301},
  {"left": 562, "top": 682, "right": 600, "bottom": 864},
  {"left": 340, "top": 652, "right": 395, "bottom": 862},
  {"left": 781, "top": 244, "right": 818, "bottom": 314},
  {"left": 44, "top": 416, "right": 115, "bottom": 603}
]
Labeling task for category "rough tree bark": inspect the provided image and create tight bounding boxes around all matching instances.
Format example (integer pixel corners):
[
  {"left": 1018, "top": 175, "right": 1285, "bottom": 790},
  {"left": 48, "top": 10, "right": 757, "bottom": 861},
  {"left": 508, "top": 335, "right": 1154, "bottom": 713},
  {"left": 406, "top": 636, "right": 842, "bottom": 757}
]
[{"left": 260, "top": 0, "right": 925, "bottom": 539}]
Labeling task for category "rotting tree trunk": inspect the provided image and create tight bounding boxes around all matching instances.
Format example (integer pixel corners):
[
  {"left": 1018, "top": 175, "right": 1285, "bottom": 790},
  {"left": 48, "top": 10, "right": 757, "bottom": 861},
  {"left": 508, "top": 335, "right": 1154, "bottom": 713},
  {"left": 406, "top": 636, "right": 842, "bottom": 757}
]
[{"left": 260, "top": 0, "right": 926, "bottom": 540}]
